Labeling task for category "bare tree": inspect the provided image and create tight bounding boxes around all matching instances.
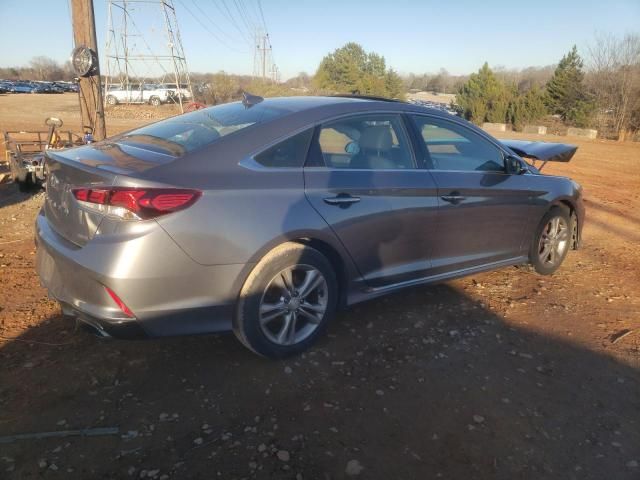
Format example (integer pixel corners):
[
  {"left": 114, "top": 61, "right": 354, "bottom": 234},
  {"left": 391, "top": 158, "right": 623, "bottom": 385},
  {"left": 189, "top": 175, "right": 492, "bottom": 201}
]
[
  {"left": 426, "top": 68, "right": 452, "bottom": 93},
  {"left": 588, "top": 33, "right": 640, "bottom": 140},
  {"left": 285, "top": 72, "right": 311, "bottom": 89},
  {"left": 29, "top": 56, "right": 65, "bottom": 81},
  {"left": 204, "top": 71, "right": 240, "bottom": 105}
]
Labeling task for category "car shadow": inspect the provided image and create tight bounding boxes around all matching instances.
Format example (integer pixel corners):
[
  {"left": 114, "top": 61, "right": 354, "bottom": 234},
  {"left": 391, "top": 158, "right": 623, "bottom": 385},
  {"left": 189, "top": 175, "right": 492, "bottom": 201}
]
[
  {"left": 0, "top": 180, "right": 43, "bottom": 209},
  {"left": 584, "top": 199, "right": 640, "bottom": 228},
  {"left": 0, "top": 283, "right": 638, "bottom": 479}
]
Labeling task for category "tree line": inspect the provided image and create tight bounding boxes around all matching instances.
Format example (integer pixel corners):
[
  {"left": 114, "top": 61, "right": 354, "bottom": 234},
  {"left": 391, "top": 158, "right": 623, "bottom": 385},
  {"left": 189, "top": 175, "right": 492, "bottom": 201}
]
[
  {"left": 456, "top": 46, "right": 593, "bottom": 131},
  {"left": 199, "top": 36, "right": 640, "bottom": 139},
  {"left": 2, "top": 33, "right": 638, "bottom": 139},
  {"left": 455, "top": 35, "right": 640, "bottom": 139},
  {"left": 0, "top": 57, "right": 75, "bottom": 82}
]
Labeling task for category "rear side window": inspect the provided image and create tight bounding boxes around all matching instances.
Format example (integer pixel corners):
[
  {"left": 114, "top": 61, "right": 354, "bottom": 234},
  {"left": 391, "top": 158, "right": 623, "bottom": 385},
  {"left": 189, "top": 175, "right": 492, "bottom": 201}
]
[
  {"left": 254, "top": 129, "right": 314, "bottom": 168},
  {"left": 316, "top": 114, "right": 414, "bottom": 170},
  {"left": 119, "top": 101, "right": 292, "bottom": 157},
  {"left": 411, "top": 115, "right": 505, "bottom": 172}
]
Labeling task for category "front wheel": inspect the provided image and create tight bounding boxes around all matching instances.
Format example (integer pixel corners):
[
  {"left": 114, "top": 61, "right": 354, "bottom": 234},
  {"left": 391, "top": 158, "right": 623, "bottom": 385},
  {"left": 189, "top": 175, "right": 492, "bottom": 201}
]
[
  {"left": 234, "top": 242, "right": 337, "bottom": 358},
  {"left": 529, "top": 206, "right": 572, "bottom": 275},
  {"left": 149, "top": 96, "right": 161, "bottom": 107},
  {"left": 106, "top": 95, "right": 117, "bottom": 106}
]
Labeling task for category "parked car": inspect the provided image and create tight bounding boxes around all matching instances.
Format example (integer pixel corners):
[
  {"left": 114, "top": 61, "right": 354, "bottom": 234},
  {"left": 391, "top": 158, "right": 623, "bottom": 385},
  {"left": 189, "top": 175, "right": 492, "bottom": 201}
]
[
  {"left": 53, "top": 81, "right": 79, "bottom": 93},
  {"left": 105, "top": 83, "right": 174, "bottom": 106},
  {"left": 36, "top": 95, "right": 584, "bottom": 358},
  {"left": 408, "top": 98, "right": 459, "bottom": 116},
  {"left": 33, "top": 82, "right": 64, "bottom": 94},
  {"left": 47, "top": 83, "right": 65, "bottom": 94},
  {"left": 31, "top": 84, "right": 49, "bottom": 94},
  {"left": 8, "top": 82, "right": 37, "bottom": 93},
  {"left": 160, "top": 83, "right": 193, "bottom": 101}
]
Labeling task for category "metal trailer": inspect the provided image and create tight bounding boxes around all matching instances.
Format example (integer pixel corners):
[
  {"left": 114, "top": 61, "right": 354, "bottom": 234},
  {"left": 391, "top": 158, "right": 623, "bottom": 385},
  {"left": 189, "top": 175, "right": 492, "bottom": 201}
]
[{"left": 2, "top": 118, "right": 85, "bottom": 191}]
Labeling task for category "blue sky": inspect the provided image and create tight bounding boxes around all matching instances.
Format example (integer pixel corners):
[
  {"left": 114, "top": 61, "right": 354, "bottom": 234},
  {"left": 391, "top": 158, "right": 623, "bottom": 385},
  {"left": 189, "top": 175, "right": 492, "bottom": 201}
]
[{"left": 0, "top": 0, "right": 638, "bottom": 79}]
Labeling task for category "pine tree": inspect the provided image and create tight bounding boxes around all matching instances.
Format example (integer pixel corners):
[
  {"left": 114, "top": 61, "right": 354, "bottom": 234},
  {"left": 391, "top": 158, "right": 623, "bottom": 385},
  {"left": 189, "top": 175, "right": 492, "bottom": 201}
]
[
  {"left": 508, "top": 86, "right": 548, "bottom": 130},
  {"left": 546, "top": 46, "right": 594, "bottom": 127},
  {"left": 313, "top": 43, "right": 406, "bottom": 99},
  {"left": 457, "top": 63, "right": 511, "bottom": 124},
  {"left": 385, "top": 69, "right": 405, "bottom": 100}
]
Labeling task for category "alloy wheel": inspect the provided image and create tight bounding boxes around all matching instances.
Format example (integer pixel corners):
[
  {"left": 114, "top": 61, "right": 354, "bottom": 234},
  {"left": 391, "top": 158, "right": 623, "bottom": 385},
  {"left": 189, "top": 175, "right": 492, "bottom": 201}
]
[
  {"left": 538, "top": 216, "right": 569, "bottom": 267},
  {"left": 259, "top": 265, "right": 328, "bottom": 346}
]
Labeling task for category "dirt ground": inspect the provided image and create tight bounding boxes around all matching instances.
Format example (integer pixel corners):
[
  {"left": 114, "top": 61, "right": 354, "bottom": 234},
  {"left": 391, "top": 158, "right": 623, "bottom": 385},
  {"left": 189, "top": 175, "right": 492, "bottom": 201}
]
[
  {"left": 0, "top": 93, "right": 180, "bottom": 140},
  {"left": 0, "top": 94, "right": 639, "bottom": 479}
]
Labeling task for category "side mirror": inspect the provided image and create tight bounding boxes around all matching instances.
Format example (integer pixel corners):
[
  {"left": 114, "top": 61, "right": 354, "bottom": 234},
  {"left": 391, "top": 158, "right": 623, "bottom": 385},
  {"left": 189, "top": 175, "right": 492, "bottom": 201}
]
[{"left": 505, "top": 155, "right": 528, "bottom": 175}]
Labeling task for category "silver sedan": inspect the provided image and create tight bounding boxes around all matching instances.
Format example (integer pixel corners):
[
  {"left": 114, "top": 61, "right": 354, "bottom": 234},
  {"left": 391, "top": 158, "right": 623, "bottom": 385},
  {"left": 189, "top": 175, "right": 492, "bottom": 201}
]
[{"left": 36, "top": 95, "right": 584, "bottom": 357}]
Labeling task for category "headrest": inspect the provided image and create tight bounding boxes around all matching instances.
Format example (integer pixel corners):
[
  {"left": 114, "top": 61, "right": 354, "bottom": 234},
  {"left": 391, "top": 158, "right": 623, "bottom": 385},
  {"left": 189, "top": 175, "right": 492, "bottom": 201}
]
[{"left": 359, "top": 126, "right": 392, "bottom": 152}]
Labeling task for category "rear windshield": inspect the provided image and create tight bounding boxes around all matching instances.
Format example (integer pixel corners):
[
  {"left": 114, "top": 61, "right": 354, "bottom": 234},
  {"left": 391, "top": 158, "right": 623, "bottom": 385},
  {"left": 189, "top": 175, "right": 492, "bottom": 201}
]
[{"left": 118, "top": 101, "right": 291, "bottom": 156}]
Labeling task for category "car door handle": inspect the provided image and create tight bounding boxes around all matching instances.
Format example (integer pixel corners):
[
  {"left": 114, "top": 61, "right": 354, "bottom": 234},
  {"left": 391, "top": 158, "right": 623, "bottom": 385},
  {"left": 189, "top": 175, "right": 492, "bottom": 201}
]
[
  {"left": 441, "top": 193, "right": 466, "bottom": 204},
  {"left": 323, "top": 194, "right": 361, "bottom": 206}
]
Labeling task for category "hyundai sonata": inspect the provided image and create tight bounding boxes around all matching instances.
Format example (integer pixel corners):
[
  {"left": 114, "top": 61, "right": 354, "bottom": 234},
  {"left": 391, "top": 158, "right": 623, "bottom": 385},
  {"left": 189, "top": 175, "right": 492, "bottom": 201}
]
[{"left": 36, "top": 95, "right": 584, "bottom": 357}]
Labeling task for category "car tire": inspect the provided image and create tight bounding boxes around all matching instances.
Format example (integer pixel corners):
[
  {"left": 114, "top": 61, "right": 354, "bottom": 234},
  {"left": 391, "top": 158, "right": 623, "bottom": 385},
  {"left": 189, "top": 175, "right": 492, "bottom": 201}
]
[
  {"left": 529, "top": 206, "right": 572, "bottom": 275},
  {"left": 234, "top": 242, "right": 338, "bottom": 358},
  {"left": 106, "top": 95, "right": 117, "bottom": 106},
  {"left": 150, "top": 96, "right": 161, "bottom": 107}
]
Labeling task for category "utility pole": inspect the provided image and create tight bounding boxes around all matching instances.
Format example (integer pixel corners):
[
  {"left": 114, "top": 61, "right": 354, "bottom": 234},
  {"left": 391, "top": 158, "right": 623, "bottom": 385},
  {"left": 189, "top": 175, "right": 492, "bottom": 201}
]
[
  {"left": 262, "top": 35, "right": 267, "bottom": 79},
  {"left": 70, "top": 0, "right": 106, "bottom": 140},
  {"left": 254, "top": 31, "right": 272, "bottom": 81}
]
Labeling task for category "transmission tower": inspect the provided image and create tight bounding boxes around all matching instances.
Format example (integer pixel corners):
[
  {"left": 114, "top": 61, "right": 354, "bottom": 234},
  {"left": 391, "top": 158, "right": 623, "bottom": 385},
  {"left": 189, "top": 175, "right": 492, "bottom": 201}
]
[{"left": 104, "top": 0, "right": 193, "bottom": 112}]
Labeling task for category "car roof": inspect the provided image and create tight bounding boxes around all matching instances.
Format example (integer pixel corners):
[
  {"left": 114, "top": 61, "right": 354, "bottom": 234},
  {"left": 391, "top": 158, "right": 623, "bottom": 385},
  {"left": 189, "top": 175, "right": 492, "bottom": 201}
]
[{"left": 245, "top": 95, "right": 453, "bottom": 119}]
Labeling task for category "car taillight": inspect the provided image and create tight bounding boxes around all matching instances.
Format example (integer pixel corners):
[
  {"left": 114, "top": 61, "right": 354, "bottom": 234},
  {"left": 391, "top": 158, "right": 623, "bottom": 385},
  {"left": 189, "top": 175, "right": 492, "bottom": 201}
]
[{"left": 72, "top": 187, "right": 201, "bottom": 220}]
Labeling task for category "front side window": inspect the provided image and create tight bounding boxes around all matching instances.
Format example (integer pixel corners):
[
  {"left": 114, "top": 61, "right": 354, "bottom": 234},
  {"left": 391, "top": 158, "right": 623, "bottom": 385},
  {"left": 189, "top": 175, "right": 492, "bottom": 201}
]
[
  {"left": 411, "top": 116, "right": 505, "bottom": 172},
  {"left": 316, "top": 115, "right": 414, "bottom": 170},
  {"left": 254, "top": 129, "right": 313, "bottom": 168}
]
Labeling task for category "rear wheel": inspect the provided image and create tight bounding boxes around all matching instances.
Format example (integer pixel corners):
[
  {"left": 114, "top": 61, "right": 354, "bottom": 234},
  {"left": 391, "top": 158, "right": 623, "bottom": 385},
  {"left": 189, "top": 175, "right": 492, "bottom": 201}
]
[
  {"left": 106, "top": 95, "right": 117, "bottom": 106},
  {"left": 234, "top": 242, "right": 337, "bottom": 358},
  {"left": 529, "top": 206, "right": 572, "bottom": 275}
]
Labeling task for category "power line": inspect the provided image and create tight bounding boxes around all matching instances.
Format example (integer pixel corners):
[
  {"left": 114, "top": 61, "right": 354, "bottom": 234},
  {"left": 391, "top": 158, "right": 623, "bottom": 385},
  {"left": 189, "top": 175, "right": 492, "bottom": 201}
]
[
  {"left": 231, "top": 0, "right": 256, "bottom": 39},
  {"left": 189, "top": 0, "right": 247, "bottom": 47},
  {"left": 177, "top": 0, "right": 247, "bottom": 53},
  {"left": 257, "top": 0, "right": 267, "bottom": 31},
  {"left": 218, "top": 0, "right": 254, "bottom": 45},
  {"left": 240, "top": 0, "right": 261, "bottom": 30}
]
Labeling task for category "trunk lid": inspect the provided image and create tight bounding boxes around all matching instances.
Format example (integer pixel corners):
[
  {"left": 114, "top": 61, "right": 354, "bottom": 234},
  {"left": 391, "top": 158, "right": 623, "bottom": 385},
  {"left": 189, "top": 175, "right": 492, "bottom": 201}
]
[
  {"left": 43, "top": 142, "right": 173, "bottom": 246},
  {"left": 500, "top": 139, "right": 578, "bottom": 163}
]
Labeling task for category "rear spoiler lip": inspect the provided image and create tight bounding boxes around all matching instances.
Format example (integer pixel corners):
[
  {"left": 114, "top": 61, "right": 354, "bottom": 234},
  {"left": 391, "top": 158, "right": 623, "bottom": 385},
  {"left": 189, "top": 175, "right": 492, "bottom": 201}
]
[
  {"left": 45, "top": 141, "right": 171, "bottom": 176},
  {"left": 499, "top": 139, "right": 578, "bottom": 163}
]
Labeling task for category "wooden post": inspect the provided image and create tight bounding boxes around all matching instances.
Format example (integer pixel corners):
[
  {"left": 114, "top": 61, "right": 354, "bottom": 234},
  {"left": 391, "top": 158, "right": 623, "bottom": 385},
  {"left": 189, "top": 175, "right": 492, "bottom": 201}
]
[{"left": 70, "top": 0, "right": 106, "bottom": 140}]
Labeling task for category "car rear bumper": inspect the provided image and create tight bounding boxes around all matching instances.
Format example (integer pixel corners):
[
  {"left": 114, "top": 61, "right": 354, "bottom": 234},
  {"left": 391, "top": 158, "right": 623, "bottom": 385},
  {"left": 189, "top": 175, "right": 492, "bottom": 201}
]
[
  {"left": 58, "top": 300, "right": 148, "bottom": 339},
  {"left": 35, "top": 209, "right": 249, "bottom": 338}
]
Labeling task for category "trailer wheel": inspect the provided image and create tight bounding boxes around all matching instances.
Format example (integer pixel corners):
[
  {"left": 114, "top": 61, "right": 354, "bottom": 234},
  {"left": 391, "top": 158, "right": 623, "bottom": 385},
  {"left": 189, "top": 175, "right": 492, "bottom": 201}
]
[{"left": 16, "top": 174, "right": 33, "bottom": 192}]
